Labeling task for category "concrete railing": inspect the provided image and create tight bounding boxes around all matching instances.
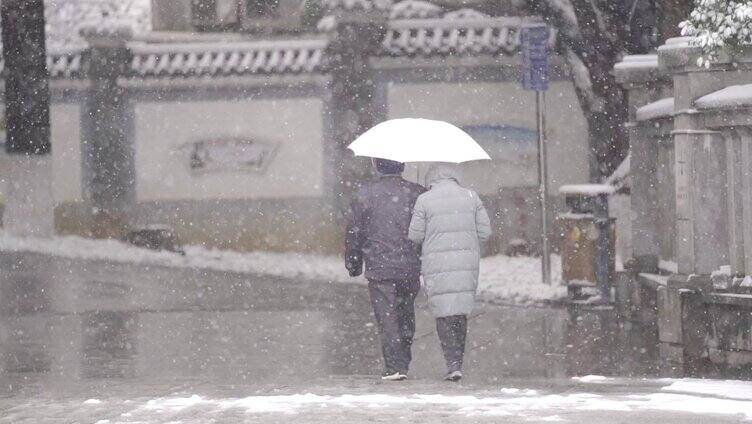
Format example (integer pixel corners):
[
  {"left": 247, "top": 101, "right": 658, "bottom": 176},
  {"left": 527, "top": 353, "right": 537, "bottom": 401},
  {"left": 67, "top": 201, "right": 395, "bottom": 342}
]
[
  {"left": 614, "top": 54, "right": 674, "bottom": 273},
  {"left": 614, "top": 38, "right": 752, "bottom": 375}
]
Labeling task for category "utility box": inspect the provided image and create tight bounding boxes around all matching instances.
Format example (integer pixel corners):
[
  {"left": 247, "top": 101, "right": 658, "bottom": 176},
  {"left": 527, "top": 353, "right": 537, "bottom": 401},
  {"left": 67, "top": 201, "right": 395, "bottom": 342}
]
[{"left": 559, "top": 184, "right": 616, "bottom": 301}]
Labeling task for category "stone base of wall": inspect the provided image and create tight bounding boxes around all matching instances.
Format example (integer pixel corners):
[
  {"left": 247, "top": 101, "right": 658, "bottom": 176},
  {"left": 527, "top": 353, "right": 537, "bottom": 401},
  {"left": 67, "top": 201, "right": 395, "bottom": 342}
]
[
  {"left": 620, "top": 272, "right": 752, "bottom": 378},
  {"left": 54, "top": 198, "right": 342, "bottom": 254},
  {"left": 50, "top": 193, "right": 569, "bottom": 256}
]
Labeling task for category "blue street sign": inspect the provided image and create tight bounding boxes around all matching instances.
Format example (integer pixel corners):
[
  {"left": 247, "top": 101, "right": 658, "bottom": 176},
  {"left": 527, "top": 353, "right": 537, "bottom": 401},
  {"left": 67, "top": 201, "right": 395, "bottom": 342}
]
[{"left": 521, "top": 24, "right": 549, "bottom": 91}]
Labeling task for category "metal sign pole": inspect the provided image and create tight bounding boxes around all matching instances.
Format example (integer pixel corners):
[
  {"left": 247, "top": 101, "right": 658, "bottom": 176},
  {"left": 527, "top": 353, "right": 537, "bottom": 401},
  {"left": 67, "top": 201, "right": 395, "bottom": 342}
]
[
  {"left": 537, "top": 90, "right": 551, "bottom": 285},
  {"left": 521, "top": 23, "right": 551, "bottom": 285}
]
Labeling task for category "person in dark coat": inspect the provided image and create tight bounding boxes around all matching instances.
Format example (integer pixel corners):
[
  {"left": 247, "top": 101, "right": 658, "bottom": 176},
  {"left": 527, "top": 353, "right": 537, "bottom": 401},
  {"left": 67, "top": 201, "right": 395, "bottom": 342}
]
[{"left": 345, "top": 158, "right": 425, "bottom": 381}]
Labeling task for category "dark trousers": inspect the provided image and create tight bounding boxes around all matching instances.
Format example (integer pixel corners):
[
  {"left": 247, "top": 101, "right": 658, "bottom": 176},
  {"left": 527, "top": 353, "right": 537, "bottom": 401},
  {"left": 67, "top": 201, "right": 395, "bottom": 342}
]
[
  {"left": 368, "top": 278, "right": 420, "bottom": 374},
  {"left": 436, "top": 315, "right": 468, "bottom": 373}
]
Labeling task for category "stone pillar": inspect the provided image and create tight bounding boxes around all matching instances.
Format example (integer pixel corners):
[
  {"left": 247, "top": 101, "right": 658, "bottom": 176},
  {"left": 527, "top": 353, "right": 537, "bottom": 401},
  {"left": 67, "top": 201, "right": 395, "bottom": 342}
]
[
  {"left": 626, "top": 126, "right": 660, "bottom": 272},
  {"left": 614, "top": 55, "right": 672, "bottom": 273},
  {"left": 655, "top": 37, "right": 748, "bottom": 374},
  {"left": 1, "top": 0, "right": 54, "bottom": 237},
  {"left": 80, "top": 26, "right": 135, "bottom": 239},
  {"left": 723, "top": 128, "right": 752, "bottom": 280},
  {"left": 724, "top": 130, "right": 746, "bottom": 278},
  {"left": 740, "top": 130, "right": 752, "bottom": 276},
  {"left": 320, "top": 1, "right": 389, "bottom": 216},
  {"left": 672, "top": 129, "right": 727, "bottom": 277},
  {"left": 659, "top": 39, "right": 734, "bottom": 280}
]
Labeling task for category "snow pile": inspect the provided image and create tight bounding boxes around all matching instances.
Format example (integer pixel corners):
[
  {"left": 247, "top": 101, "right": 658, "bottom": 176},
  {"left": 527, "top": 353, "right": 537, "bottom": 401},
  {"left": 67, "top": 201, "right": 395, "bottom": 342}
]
[
  {"left": 635, "top": 97, "right": 675, "bottom": 121},
  {"left": 661, "top": 378, "right": 752, "bottom": 401},
  {"left": 572, "top": 375, "right": 614, "bottom": 383},
  {"left": 478, "top": 254, "right": 567, "bottom": 305},
  {"left": 613, "top": 54, "right": 658, "bottom": 70},
  {"left": 695, "top": 84, "right": 752, "bottom": 109},
  {"left": 499, "top": 388, "right": 539, "bottom": 396},
  {"left": 0, "top": 233, "right": 567, "bottom": 304}
]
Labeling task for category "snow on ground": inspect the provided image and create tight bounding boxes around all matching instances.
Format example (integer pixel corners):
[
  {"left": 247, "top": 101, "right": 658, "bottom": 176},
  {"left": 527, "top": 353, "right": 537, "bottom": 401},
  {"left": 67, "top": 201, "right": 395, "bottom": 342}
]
[
  {"left": 0, "top": 232, "right": 354, "bottom": 283},
  {"left": 84, "top": 387, "right": 752, "bottom": 420},
  {"left": 0, "top": 233, "right": 567, "bottom": 305},
  {"left": 572, "top": 375, "right": 614, "bottom": 383},
  {"left": 477, "top": 254, "right": 567, "bottom": 304},
  {"left": 660, "top": 378, "right": 752, "bottom": 401}
]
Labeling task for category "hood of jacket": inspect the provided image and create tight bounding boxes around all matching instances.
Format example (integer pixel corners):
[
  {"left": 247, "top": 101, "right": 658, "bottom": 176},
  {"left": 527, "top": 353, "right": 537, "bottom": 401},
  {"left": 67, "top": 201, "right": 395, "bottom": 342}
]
[{"left": 425, "top": 163, "right": 463, "bottom": 188}]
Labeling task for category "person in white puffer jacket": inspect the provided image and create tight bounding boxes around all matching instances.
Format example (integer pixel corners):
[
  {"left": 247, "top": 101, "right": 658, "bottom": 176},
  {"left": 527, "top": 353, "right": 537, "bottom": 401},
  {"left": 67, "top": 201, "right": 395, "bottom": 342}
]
[{"left": 408, "top": 163, "right": 491, "bottom": 382}]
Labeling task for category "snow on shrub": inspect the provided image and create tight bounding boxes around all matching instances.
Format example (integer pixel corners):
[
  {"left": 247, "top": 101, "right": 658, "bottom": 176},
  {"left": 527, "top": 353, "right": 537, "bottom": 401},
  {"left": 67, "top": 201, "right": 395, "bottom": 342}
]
[{"left": 679, "top": 0, "right": 752, "bottom": 67}]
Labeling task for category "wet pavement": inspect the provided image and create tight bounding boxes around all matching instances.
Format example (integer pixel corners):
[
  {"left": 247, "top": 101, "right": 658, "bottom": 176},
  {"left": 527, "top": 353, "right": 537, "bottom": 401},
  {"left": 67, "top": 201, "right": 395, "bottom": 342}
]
[{"left": 0, "top": 251, "right": 749, "bottom": 423}]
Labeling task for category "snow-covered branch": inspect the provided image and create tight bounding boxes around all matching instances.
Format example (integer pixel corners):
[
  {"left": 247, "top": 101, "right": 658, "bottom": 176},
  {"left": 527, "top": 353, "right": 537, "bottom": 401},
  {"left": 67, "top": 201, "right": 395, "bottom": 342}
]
[{"left": 680, "top": 0, "right": 752, "bottom": 67}]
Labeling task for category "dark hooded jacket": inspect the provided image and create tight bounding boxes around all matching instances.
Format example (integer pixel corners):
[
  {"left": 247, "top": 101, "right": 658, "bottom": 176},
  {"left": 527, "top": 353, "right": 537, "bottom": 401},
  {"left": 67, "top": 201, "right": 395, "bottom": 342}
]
[{"left": 345, "top": 175, "right": 426, "bottom": 281}]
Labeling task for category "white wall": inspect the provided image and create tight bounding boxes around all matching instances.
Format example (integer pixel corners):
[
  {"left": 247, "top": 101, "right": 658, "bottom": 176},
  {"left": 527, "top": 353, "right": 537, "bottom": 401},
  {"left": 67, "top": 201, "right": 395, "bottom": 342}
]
[
  {"left": 0, "top": 104, "right": 82, "bottom": 205},
  {"left": 387, "top": 81, "right": 588, "bottom": 195},
  {"left": 51, "top": 104, "right": 83, "bottom": 203},
  {"left": 134, "top": 98, "right": 324, "bottom": 201}
]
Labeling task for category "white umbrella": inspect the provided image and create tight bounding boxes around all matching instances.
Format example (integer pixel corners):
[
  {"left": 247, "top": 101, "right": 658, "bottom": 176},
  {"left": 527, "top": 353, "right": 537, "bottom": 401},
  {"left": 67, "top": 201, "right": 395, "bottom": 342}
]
[{"left": 347, "top": 118, "right": 492, "bottom": 163}]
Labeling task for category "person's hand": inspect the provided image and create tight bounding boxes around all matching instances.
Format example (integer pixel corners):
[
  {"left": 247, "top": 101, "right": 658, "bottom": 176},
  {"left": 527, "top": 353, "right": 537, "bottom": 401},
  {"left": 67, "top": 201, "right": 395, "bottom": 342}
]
[{"left": 345, "top": 250, "right": 363, "bottom": 277}]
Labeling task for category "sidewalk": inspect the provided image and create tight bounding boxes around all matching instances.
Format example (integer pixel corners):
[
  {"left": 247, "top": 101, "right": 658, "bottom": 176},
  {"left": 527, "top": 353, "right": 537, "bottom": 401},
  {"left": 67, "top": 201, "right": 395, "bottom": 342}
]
[{"left": 2, "top": 376, "right": 751, "bottom": 423}]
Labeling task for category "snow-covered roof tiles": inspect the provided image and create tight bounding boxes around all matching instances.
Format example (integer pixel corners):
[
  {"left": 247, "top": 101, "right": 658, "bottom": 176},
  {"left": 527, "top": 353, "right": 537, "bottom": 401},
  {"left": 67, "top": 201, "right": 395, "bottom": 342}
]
[
  {"left": 127, "top": 4, "right": 540, "bottom": 78},
  {"left": 323, "top": 0, "right": 393, "bottom": 11},
  {"left": 0, "top": 1, "right": 543, "bottom": 79},
  {"left": 129, "top": 39, "right": 328, "bottom": 78},
  {"left": 695, "top": 84, "right": 752, "bottom": 110},
  {"left": 390, "top": 0, "right": 443, "bottom": 19},
  {"left": 382, "top": 15, "right": 547, "bottom": 56}
]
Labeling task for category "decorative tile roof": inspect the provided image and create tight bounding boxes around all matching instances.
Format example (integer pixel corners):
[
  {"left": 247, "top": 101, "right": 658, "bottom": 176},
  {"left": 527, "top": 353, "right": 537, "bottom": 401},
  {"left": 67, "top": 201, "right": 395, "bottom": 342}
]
[
  {"left": 389, "top": 0, "right": 443, "bottom": 19},
  {"left": 319, "top": 1, "right": 553, "bottom": 57},
  {"left": 382, "top": 14, "right": 549, "bottom": 56},
  {"left": 110, "top": 2, "right": 551, "bottom": 79},
  {"left": 0, "top": 0, "right": 551, "bottom": 80},
  {"left": 128, "top": 39, "right": 328, "bottom": 78},
  {"left": 322, "top": 0, "right": 393, "bottom": 11}
]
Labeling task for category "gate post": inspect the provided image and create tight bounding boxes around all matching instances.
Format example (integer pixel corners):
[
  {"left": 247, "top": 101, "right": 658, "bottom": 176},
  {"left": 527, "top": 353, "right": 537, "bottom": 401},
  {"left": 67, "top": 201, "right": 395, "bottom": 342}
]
[
  {"left": 80, "top": 26, "right": 135, "bottom": 238},
  {"left": 320, "top": 1, "right": 390, "bottom": 217}
]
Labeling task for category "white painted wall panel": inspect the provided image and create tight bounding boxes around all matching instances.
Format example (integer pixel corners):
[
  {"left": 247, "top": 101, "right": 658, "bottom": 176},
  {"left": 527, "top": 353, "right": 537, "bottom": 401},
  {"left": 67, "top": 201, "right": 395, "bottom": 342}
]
[{"left": 134, "top": 98, "right": 324, "bottom": 201}]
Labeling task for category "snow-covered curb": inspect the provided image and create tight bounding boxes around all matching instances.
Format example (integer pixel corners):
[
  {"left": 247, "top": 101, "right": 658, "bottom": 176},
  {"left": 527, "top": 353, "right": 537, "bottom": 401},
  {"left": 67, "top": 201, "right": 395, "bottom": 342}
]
[
  {"left": 0, "top": 232, "right": 355, "bottom": 283},
  {"left": 85, "top": 380, "right": 752, "bottom": 420},
  {"left": 0, "top": 233, "right": 567, "bottom": 305},
  {"left": 660, "top": 378, "right": 752, "bottom": 401}
]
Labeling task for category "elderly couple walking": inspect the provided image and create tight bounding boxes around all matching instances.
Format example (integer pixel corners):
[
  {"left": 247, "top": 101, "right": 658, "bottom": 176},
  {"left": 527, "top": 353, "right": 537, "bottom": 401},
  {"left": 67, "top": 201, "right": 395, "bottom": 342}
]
[{"left": 345, "top": 158, "right": 491, "bottom": 382}]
